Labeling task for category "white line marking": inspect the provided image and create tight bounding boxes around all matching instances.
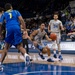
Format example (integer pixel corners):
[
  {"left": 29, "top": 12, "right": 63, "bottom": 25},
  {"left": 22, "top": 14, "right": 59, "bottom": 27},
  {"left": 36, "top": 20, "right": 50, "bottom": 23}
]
[{"left": 13, "top": 70, "right": 75, "bottom": 75}]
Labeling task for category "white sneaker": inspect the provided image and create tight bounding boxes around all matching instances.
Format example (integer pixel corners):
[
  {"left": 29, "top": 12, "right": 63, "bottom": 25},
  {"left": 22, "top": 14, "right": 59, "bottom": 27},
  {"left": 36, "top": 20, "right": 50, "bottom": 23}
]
[
  {"left": 24, "top": 54, "right": 31, "bottom": 66},
  {"left": 0, "top": 65, "right": 3, "bottom": 72}
]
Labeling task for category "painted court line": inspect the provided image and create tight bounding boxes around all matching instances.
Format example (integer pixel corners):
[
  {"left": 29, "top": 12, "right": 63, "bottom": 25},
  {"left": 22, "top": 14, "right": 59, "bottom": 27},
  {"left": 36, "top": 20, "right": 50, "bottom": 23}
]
[{"left": 13, "top": 71, "right": 75, "bottom": 75}]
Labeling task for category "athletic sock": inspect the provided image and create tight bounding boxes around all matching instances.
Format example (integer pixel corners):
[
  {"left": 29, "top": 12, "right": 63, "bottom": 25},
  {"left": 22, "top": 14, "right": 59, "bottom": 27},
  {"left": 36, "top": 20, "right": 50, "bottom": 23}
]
[
  {"left": 53, "top": 50, "right": 56, "bottom": 55},
  {"left": 59, "top": 51, "right": 61, "bottom": 55},
  {"left": 24, "top": 53, "right": 28, "bottom": 57}
]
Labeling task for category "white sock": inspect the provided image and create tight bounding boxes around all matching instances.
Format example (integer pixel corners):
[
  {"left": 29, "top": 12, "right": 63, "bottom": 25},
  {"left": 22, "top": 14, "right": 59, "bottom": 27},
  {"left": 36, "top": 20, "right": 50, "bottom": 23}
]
[
  {"left": 24, "top": 53, "right": 28, "bottom": 57},
  {"left": 53, "top": 50, "right": 56, "bottom": 54},
  {"left": 59, "top": 51, "right": 61, "bottom": 55}
]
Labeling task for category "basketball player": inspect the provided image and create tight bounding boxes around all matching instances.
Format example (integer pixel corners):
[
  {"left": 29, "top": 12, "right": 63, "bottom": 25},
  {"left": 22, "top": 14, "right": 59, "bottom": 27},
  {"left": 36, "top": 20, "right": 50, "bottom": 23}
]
[
  {"left": 0, "top": 3, "right": 31, "bottom": 67},
  {"left": 19, "top": 25, "right": 31, "bottom": 54},
  {"left": 30, "top": 23, "right": 54, "bottom": 62},
  {"left": 48, "top": 13, "right": 64, "bottom": 60}
]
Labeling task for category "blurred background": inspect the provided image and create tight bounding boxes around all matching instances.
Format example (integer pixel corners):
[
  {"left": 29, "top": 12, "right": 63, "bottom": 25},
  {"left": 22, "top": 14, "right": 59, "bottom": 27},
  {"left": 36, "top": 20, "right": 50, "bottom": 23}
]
[{"left": 0, "top": 0, "right": 75, "bottom": 53}]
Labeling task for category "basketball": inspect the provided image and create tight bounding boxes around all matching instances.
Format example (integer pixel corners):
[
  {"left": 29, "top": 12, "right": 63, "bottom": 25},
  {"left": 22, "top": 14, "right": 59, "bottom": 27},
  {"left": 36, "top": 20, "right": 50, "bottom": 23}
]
[{"left": 50, "top": 33, "right": 57, "bottom": 41}]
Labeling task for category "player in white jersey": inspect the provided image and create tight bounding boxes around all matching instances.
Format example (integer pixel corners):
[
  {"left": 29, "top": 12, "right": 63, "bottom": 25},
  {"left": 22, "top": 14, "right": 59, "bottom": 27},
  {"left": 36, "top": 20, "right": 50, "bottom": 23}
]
[
  {"left": 48, "top": 13, "right": 64, "bottom": 60},
  {"left": 30, "top": 23, "right": 54, "bottom": 62}
]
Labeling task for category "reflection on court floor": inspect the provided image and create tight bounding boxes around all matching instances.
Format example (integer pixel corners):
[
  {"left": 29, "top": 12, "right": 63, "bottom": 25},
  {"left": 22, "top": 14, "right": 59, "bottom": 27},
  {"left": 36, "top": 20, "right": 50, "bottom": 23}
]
[{"left": 0, "top": 62, "right": 75, "bottom": 75}]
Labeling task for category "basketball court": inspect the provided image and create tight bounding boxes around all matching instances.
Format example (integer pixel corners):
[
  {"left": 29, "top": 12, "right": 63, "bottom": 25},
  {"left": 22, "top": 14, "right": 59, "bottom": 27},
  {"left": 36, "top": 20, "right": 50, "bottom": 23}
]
[
  {"left": 0, "top": 41, "right": 75, "bottom": 75},
  {"left": 0, "top": 52, "right": 75, "bottom": 75}
]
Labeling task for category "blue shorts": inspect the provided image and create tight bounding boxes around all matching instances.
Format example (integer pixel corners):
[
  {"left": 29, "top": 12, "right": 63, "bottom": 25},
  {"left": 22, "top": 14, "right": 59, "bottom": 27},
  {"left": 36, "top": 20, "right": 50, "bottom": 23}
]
[{"left": 5, "top": 25, "right": 22, "bottom": 46}]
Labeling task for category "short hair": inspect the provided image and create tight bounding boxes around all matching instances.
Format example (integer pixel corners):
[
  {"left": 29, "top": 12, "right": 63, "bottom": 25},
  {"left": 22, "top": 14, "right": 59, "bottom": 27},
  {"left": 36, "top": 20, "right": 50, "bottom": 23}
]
[
  {"left": 5, "top": 3, "right": 12, "bottom": 10},
  {"left": 40, "top": 23, "right": 45, "bottom": 26},
  {"left": 0, "top": 7, "right": 4, "bottom": 12},
  {"left": 53, "top": 12, "right": 59, "bottom": 16}
]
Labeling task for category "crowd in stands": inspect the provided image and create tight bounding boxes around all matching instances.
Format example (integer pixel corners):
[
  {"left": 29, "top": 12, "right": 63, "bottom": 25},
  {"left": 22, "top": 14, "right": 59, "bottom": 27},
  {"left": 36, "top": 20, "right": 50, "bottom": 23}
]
[
  {"left": 0, "top": 11, "right": 75, "bottom": 41},
  {"left": 25, "top": 11, "right": 75, "bottom": 41},
  {"left": 0, "top": 0, "right": 75, "bottom": 42},
  {"left": 0, "top": 10, "right": 75, "bottom": 42}
]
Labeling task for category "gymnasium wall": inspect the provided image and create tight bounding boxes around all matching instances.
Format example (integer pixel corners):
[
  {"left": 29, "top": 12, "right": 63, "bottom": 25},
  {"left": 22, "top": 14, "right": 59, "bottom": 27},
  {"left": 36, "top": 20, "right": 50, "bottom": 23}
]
[{"left": 10, "top": 40, "right": 75, "bottom": 54}]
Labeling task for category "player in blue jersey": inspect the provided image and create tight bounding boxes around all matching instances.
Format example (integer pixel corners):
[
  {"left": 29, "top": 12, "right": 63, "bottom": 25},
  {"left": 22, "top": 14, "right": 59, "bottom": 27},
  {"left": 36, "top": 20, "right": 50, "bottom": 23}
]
[{"left": 0, "top": 3, "right": 31, "bottom": 68}]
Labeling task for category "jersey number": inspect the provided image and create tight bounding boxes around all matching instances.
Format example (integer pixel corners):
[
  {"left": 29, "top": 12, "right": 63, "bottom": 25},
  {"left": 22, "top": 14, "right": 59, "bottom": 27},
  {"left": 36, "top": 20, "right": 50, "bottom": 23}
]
[
  {"left": 9, "top": 13, "right": 12, "bottom": 19},
  {"left": 53, "top": 24, "right": 58, "bottom": 28}
]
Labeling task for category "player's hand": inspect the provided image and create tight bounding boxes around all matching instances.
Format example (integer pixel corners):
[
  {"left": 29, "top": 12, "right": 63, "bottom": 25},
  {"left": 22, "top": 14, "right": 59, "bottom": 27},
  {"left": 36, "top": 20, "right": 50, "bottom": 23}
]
[{"left": 49, "top": 38, "right": 55, "bottom": 41}]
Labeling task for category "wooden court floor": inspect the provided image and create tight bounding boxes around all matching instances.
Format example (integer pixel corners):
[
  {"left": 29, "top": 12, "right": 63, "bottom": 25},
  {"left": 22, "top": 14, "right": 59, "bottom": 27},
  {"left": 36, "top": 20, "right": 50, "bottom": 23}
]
[{"left": 2, "top": 52, "right": 75, "bottom": 67}]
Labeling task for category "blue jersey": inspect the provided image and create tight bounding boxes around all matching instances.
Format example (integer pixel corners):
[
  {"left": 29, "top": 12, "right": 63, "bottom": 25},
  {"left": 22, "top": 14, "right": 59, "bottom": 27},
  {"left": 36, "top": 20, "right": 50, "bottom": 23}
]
[
  {"left": 1, "top": 10, "right": 21, "bottom": 28},
  {"left": 1, "top": 10, "right": 23, "bottom": 46}
]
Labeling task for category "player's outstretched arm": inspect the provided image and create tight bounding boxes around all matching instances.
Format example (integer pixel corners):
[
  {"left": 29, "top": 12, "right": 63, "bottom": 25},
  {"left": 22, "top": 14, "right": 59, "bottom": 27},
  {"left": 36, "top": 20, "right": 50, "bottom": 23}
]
[
  {"left": 45, "top": 34, "right": 52, "bottom": 42},
  {"left": 30, "top": 30, "right": 38, "bottom": 40}
]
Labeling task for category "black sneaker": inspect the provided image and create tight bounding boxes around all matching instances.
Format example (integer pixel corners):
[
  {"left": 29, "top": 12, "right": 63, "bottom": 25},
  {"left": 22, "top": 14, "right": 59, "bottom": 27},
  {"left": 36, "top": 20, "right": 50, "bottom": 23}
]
[
  {"left": 47, "top": 58, "right": 54, "bottom": 62},
  {"left": 39, "top": 53, "right": 45, "bottom": 59},
  {"left": 58, "top": 55, "right": 63, "bottom": 60},
  {"left": 53, "top": 54, "right": 57, "bottom": 58},
  {"left": 30, "top": 59, "right": 33, "bottom": 61}
]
